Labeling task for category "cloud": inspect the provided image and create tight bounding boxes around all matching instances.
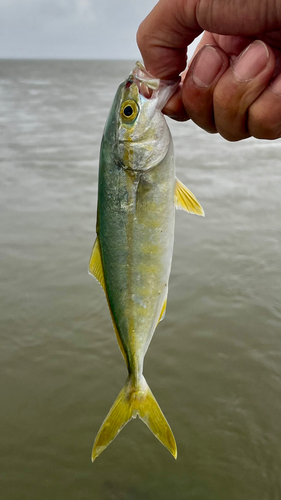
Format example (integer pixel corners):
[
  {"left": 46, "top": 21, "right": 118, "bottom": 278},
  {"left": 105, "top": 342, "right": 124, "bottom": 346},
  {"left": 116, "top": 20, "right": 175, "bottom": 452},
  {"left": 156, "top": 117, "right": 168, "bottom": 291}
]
[
  {"left": 0, "top": 0, "right": 200, "bottom": 60},
  {"left": 0, "top": 0, "right": 156, "bottom": 58}
]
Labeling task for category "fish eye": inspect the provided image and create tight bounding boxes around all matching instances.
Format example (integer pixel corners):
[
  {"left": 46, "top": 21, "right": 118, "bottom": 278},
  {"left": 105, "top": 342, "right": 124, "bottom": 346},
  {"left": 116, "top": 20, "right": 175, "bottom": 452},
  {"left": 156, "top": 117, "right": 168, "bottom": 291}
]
[
  {"left": 123, "top": 105, "right": 133, "bottom": 117},
  {"left": 120, "top": 100, "right": 138, "bottom": 123}
]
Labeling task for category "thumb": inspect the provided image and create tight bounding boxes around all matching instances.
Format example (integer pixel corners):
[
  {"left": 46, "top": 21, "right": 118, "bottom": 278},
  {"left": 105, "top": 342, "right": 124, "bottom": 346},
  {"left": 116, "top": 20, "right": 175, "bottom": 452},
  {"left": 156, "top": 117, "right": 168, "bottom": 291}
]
[
  {"left": 137, "top": 0, "right": 200, "bottom": 79},
  {"left": 137, "top": 0, "right": 281, "bottom": 79}
]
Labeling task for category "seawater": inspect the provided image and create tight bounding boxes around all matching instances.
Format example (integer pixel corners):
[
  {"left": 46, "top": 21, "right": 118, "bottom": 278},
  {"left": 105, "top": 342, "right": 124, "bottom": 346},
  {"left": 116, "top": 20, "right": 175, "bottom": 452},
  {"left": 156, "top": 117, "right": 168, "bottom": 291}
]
[{"left": 0, "top": 60, "right": 280, "bottom": 500}]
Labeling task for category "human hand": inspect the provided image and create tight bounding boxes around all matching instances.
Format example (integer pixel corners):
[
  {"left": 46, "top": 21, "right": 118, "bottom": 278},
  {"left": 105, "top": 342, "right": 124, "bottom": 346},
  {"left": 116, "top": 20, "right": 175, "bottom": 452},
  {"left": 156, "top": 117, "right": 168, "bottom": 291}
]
[{"left": 137, "top": 0, "right": 281, "bottom": 140}]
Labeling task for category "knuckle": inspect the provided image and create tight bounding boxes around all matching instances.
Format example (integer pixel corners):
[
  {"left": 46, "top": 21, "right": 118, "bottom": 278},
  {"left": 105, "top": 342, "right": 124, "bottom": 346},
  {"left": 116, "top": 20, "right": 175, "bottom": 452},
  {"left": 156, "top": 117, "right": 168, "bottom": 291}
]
[
  {"left": 213, "top": 88, "right": 249, "bottom": 141},
  {"left": 136, "top": 23, "right": 148, "bottom": 52},
  {"left": 136, "top": 25, "right": 144, "bottom": 50},
  {"left": 213, "top": 83, "right": 236, "bottom": 115},
  {"left": 248, "top": 104, "right": 281, "bottom": 139},
  {"left": 216, "top": 127, "right": 249, "bottom": 142},
  {"left": 183, "top": 101, "right": 216, "bottom": 133}
]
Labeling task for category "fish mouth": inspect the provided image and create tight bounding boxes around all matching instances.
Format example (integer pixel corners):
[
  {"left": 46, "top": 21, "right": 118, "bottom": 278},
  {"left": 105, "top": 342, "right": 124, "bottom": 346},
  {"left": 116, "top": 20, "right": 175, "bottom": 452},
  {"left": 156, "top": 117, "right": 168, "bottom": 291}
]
[
  {"left": 131, "top": 62, "right": 161, "bottom": 92},
  {"left": 126, "top": 61, "right": 180, "bottom": 110}
]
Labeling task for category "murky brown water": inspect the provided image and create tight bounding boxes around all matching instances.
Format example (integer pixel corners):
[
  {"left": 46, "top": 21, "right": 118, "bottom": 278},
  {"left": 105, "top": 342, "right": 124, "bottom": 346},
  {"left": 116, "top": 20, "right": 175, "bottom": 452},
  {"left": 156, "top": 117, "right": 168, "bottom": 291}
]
[{"left": 0, "top": 60, "right": 280, "bottom": 500}]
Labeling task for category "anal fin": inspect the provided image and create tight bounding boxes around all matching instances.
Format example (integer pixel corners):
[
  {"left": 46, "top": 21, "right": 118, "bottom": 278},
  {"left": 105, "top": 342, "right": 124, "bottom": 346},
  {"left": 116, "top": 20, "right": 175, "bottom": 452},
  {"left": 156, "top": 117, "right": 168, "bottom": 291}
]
[
  {"left": 88, "top": 237, "right": 106, "bottom": 292},
  {"left": 158, "top": 298, "right": 167, "bottom": 324}
]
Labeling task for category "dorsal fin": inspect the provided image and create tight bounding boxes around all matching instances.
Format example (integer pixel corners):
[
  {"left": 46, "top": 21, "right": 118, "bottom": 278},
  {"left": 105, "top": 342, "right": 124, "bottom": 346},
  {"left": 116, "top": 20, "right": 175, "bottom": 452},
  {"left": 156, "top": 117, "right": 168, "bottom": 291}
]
[
  {"left": 88, "top": 237, "right": 128, "bottom": 368},
  {"left": 175, "top": 178, "right": 205, "bottom": 216}
]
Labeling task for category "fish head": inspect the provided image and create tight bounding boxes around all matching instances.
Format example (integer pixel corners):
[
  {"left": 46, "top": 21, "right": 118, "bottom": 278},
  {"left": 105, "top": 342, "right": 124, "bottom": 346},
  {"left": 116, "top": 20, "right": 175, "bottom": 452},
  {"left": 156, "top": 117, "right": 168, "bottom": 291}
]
[{"left": 104, "top": 62, "right": 179, "bottom": 172}]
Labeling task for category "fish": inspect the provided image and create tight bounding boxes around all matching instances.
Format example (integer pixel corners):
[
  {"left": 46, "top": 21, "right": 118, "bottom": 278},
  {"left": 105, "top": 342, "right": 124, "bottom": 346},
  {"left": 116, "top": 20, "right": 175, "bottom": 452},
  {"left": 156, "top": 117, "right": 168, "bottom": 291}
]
[{"left": 89, "top": 61, "right": 204, "bottom": 462}]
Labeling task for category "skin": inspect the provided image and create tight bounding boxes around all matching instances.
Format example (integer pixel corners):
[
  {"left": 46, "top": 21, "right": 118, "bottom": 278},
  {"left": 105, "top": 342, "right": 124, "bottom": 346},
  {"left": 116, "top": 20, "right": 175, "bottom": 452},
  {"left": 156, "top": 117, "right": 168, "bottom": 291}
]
[{"left": 137, "top": 0, "right": 281, "bottom": 141}]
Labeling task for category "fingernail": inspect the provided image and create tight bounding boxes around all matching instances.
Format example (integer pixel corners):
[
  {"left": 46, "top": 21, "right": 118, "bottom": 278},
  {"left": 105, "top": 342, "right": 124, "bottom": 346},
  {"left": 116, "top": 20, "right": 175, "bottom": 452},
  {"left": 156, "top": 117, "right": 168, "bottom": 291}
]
[
  {"left": 233, "top": 41, "right": 269, "bottom": 82},
  {"left": 270, "top": 74, "right": 281, "bottom": 96},
  {"left": 192, "top": 45, "right": 224, "bottom": 88}
]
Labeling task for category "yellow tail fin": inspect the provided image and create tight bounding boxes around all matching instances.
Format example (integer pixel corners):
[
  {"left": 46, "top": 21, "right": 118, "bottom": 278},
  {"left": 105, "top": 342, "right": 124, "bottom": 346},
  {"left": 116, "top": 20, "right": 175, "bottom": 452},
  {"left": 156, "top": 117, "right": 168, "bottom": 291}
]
[{"left": 92, "top": 376, "right": 177, "bottom": 461}]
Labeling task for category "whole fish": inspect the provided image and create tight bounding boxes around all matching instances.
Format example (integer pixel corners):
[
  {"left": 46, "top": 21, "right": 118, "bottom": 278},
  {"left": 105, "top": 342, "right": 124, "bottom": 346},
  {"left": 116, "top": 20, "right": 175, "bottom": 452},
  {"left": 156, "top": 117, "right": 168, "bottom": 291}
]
[{"left": 89, "top": 62, "right": 204, "bottom": 461}]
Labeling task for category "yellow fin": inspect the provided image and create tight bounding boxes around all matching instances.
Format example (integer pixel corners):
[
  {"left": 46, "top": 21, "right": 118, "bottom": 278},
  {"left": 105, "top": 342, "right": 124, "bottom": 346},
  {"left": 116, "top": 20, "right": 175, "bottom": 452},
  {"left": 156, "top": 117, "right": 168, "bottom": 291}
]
[
  {"left": 158, "top": 298, "right": 167, "bottom": 324},
  {"left": 138, "top": 381, "right": 177, "bottom": 459},
  {"left": 92, "top": 375, "right": 177, "bottom": 462},
  {"left": 157, "top": 285, "right": 168, "bottom": 325},
  {"left": 88, "top": 237, "right": 106, "bottom": 291},
  {"left": 175, "top": 178, "right": 205, "bottom": 216},
  {"left": 88, "top": 237, "right": 128, "bottom": 368}
]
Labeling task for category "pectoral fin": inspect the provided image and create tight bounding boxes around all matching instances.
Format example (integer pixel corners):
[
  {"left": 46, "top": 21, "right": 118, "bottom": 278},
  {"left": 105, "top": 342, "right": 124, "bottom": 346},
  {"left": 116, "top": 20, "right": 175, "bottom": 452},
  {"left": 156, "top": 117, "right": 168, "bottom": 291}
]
[{"left": 175, "top": 178, "right": 205, "bottom": 216}]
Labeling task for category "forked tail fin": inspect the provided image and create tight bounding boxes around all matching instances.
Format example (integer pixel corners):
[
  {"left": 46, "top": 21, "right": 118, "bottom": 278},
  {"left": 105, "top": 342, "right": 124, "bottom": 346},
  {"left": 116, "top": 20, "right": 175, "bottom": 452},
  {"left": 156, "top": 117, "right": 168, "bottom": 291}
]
[{"left": 92, "top": 375, "right": 177, "bottom": 461}]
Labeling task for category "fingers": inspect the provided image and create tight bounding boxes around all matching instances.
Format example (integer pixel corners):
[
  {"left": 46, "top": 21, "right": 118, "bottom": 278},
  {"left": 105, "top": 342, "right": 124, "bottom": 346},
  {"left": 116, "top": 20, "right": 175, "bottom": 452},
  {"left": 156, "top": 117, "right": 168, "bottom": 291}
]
[
  {"left": 179, "top": 40, "right": 277, "bottom": 140},
  {"left": 213, "top": 41, "right": 276, "bottom": 140},
  {"left": 137, "top": 0, "right": 281, "bottom": 80},
  {"left": 180, "top": 45, "right": 230, "bottom": 132},
  {"left": 248, "top": 74, "right": 281, "bottom": 139},
  {"left": 137, "top": 0, "right": 281, "bottom": 141},
  {"left": 162, "top": 32, "right": 249, "bottom": 126}
]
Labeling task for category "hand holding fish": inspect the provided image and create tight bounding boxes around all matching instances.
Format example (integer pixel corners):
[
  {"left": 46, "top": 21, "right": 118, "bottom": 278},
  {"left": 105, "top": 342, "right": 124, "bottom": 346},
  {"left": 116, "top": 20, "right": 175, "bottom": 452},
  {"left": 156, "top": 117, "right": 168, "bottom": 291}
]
[{"left": 137, "top": 0, "right": 281, "bottom": 141}]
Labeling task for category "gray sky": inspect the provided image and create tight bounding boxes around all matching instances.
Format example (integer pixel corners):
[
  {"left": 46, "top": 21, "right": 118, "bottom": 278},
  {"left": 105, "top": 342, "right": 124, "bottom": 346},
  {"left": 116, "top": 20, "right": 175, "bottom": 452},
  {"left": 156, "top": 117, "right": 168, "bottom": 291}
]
[{"left": 0, "top": 0, "right": 200, "bottom": 59}]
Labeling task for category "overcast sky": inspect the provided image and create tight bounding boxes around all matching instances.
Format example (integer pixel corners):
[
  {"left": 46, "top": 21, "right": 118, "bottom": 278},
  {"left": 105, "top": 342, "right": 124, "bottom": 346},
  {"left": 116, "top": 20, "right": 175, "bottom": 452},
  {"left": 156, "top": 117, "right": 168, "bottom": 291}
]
[{"left": 0, "top": 0, "right": 201, "bottom": 59}]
